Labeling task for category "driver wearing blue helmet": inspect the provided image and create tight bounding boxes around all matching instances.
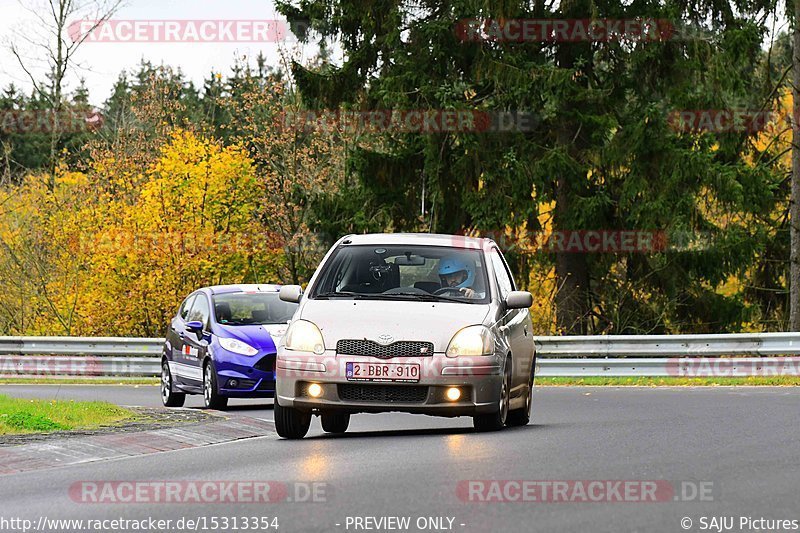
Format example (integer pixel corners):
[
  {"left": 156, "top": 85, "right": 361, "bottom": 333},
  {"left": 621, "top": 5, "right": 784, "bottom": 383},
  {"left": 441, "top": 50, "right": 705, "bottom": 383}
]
[{"left": 438, "top": 256, "right": 483, "bottom": 298}]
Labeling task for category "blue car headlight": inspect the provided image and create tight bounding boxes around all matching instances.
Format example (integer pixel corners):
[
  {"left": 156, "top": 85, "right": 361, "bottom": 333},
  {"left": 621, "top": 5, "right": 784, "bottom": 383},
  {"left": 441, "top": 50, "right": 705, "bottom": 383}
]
[{"left": 218, "top": 337, "right": 259, "bottom": 356}]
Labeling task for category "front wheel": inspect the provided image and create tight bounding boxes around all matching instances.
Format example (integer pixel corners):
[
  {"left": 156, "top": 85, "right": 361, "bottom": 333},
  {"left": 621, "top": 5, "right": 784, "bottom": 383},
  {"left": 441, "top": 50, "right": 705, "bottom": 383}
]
[
  {"left": 274, "top": 401, "right": 311, "bottom": 439},
  {"left": 321, "top": 412, "right": 350, "bottom": 434},
  {"left": 473, "top": 358, "right": 511, "bottom": 432},
  {"left": 203, "top": 361, "right": 228, "bottom": 410},
  {"left": 161, "top": 360, "right": 185, "bottom": 407}
]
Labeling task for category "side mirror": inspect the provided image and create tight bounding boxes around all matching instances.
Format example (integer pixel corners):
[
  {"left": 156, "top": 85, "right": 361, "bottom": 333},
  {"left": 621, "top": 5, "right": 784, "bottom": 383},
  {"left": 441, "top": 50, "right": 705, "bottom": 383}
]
[
  {"left": 279, "top": 284, "right": 303, "bottom": 303},
  {"left": 185, "top": 320, "right": 204, "bottom": 332},
  {"left": 505, "top": 291, "right": 533, "bottom": 310}
]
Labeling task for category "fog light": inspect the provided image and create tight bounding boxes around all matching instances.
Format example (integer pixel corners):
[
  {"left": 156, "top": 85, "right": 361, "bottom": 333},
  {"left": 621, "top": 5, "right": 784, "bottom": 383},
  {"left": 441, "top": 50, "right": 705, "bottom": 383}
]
[
  {"left": 228, "top": 379, "right": 239, "bottom": 388},
  {"left": 445, "top": 387, "right": 461, "bottom": 401},
  {"left": 308, "top": 383, "right": 323, "bottom": 398}
]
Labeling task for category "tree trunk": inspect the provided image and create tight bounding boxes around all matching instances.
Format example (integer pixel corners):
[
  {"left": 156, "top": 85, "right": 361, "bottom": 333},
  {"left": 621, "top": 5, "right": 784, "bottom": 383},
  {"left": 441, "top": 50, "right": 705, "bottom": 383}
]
[
  {"left": 554, "top": 178, "right": 591, "bottom": 334},
  {"left": 552, "top": 0, "right": 592, "bottom": 335},
  {"left": 791, "top": 0, "right": 800, "bottom": 330}
]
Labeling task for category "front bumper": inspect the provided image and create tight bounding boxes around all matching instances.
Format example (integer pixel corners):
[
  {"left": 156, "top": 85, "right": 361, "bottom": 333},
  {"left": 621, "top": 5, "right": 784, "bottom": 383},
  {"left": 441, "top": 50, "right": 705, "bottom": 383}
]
[
  {"left": 215, "top": 350, "right": 276, "bottom": 397},
  {"left": 276, "top": 350, "right": 503, "bottom": 416}
]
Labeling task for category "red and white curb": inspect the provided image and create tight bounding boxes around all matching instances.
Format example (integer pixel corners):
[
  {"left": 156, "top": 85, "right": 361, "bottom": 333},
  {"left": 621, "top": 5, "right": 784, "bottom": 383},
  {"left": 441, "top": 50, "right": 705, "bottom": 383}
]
[{"left": 0, "top": 414, "right": 275, "bottom": 475}]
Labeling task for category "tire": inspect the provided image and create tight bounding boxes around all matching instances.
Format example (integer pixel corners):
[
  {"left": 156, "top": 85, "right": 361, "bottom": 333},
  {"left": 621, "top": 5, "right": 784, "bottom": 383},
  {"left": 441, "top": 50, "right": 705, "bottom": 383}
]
[
  {"left": 203, "top": 361, "right": 228, "bottom": 410},
  {"left": 274, "top": 400, "right": 311, "bottom": 439},
  {"left": 161, "top": 360, "right": 185, "bottom": 407},
  {"left": 507, "top": 368, "right": 534, "bottom": 427},
  {"left": 473, "top": 357, "right": 511, "bottom": 432},
  {"left": 321, "top": 412, "right": 350, "bottom": 434}
]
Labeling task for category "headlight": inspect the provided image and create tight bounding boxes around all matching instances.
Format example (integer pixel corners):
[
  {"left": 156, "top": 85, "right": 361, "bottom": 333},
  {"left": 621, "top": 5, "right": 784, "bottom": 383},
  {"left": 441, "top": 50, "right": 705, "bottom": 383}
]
[
  {"left": 218, "top": 337, "right": 259, "bottom": 356},
  {"left": 284, "top": 320, "right": 325, "bottom": 355},
  {"left": 446, "top": 325, "right": 494, "bottom": 357}
]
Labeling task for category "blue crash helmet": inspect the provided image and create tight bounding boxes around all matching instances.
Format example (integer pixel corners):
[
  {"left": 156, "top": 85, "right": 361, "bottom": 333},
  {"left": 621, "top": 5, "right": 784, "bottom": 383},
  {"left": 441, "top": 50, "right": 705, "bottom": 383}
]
[{"left": 438, "top": 256, "right": 475, "bottom": 289}]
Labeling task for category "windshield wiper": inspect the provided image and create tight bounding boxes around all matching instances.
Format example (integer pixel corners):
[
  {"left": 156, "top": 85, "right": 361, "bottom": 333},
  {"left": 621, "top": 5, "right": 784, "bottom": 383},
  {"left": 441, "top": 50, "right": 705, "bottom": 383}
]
[
  {"left": 366, "top": 292, "right": 470, "bottom": 304},
  {"left": 315, "top": 291, "right": 359, "bottom": 299},
  {"left": 317, "top": 290, "right": 475, "bottom": 303}
]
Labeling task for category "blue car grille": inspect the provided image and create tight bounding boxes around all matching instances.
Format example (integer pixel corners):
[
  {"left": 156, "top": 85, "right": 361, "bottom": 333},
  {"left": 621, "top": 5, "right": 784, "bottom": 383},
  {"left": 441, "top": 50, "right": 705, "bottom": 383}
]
[
  {"left": 336, "top": 340, "right": 433, "bottom": 359},
  {"left": 253, "top": 354, "right": 275, "bottom": 373}
]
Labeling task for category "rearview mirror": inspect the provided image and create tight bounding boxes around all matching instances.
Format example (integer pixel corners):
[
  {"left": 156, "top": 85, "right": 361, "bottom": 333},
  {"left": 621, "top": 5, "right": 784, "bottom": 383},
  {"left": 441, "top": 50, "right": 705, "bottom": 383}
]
[
  {"left": 279, "top": 284, "right": 303, "bottom": 303},
  {"left": 505, "top": 291, "right": 533, "bottom": 310},
  {"left": 185, "top": 320, "right": 204, "bottom": 332},
  {"left": 394, "top": 255, "right": 426, "bottom": 266}
]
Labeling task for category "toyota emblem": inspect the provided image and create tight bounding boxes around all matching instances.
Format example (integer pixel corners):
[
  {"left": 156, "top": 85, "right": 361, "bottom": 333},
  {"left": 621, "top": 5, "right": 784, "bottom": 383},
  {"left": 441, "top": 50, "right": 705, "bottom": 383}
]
[{"left": 377, "top": 334, "right": 394, "bottom": 345}]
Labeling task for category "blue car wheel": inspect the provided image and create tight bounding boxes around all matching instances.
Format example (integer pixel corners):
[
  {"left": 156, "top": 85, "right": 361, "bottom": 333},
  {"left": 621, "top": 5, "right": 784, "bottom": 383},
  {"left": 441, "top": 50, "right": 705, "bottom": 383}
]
[
  {"left": 161, "top": 360, "right": 185, "bottom": 408},
  {"left": 203, "top": 360, "right": 228, "bottom": 410}
]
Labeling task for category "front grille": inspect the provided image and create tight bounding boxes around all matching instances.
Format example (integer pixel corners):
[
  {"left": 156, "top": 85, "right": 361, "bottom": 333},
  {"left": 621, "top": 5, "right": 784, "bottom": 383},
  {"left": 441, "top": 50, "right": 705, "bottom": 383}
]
[
  {"left": 336, "top": 339, "right": 433, "bottom": 359},
  {"left": 338, "top": 384, "right": 429, "bottom": 403},
  {"left": 253, "top": 354, "right": 275, "bottom": 373}
]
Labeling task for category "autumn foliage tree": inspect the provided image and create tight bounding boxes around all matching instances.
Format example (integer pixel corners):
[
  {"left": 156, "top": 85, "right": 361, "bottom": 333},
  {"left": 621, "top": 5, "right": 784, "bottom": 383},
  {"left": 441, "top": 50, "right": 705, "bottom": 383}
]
[
  {"left": 224, "top": 76, "right": 354, "bottom": 284},
  {"left": 0, "top": 65, "right": 358, "bottom": 335}
]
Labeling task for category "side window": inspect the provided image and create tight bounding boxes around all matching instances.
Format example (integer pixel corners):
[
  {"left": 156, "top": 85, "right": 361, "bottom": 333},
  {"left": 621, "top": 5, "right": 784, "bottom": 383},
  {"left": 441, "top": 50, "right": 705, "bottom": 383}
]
[
  {"left": 498, "top": 250, "right": 517, "bottom": 291},
  {"left": 186, "top": 294, "right": 210, "bottom": 327},
  {"left": 179, "top": 295, "right": 196, "bottom": 320},
  {"left": 490, "top": 249, "right": 514, "bottom": 298}
]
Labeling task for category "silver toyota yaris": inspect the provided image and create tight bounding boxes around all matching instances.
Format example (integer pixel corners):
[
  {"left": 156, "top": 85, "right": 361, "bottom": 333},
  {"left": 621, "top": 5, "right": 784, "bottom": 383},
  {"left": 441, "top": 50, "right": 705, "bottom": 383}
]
[{"left": 274, "top": 233, "right": 536, "bottom": 439}]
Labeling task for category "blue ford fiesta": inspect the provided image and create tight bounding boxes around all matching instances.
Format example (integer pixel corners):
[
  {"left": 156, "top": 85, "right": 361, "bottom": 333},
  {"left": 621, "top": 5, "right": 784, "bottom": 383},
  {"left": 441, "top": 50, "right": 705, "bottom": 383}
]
[{"left": 161, "top": 284, "right": 299, "bottom": 409}]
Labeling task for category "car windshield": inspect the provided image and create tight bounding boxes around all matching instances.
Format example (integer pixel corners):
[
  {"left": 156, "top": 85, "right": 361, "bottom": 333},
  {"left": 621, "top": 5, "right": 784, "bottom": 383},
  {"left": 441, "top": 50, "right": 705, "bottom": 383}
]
[
  {"left": 311, "top": 245, "right": 490, "bottom": 304},
  {"left": 212, "top": 292, "right": 298, "bottom": 325}
]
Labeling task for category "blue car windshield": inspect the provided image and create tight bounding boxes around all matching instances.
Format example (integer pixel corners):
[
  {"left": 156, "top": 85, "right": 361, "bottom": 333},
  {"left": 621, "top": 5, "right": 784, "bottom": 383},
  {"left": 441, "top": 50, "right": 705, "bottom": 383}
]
[{"left": 212, "top": 292, "right": 297, "bottom": 325}]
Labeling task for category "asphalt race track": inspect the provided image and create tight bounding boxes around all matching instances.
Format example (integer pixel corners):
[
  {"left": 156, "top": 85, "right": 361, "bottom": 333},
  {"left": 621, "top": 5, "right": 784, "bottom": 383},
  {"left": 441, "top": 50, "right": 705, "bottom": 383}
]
[{"left": 0, "top": 385, "right": 798, "bottom": 533}]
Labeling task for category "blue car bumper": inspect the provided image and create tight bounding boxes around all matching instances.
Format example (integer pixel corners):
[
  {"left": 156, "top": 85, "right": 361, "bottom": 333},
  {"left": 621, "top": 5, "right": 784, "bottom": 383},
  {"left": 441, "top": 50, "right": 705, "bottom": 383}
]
[{"left": 214, "top": 350, "right": 276, "bottom": 397}]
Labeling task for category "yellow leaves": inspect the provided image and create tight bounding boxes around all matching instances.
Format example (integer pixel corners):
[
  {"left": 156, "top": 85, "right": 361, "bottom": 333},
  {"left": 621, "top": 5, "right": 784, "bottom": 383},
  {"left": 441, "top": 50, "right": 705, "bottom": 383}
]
[
  {"left": 538, "top": 200, "right": 555, "bottom": 234},
  {"left": 528, "top": 265, "right": 557, "bottom": 334},
  {"left": 717, "top": 274, "right": 741, "bottom": 298},
  {"left": 56, "top": 171, "right": 89, "bottom": 187},
  {"left": 0, "top": 129, "right": 278, "bottom": 336},
  {"left": 752, "top": 89, "right": 792, "bottom": 167}
]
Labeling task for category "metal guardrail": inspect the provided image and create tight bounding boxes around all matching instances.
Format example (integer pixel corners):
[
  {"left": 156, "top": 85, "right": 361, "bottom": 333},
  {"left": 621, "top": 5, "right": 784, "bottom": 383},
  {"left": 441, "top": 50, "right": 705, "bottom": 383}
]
[
  {"left": 0, "top": 337, "right": 163, "bottom": 357},
  {"left": 0, "top": 356, "right": 160, "bottom": 377},
  {"left": 534, "top": 333, "right": 800, "bottom": 357},
  {"left": 536, "top": 357, "right": 800, "bottom": 377},
  {"left": 1, "top": 334, "right": 799, "bottom": 378}
]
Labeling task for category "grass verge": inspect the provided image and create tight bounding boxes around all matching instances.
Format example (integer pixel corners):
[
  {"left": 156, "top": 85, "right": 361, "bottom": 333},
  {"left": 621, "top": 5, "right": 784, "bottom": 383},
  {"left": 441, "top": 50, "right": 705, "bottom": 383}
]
[
  {"left": 0, "top": 394, "right": 135, "bottom": 435},
  {"left": 0, "top": 378, "right": 160, "bottom": 385},
  {"left": 538, "top": 376, "right": 800, "bottom": 386}
]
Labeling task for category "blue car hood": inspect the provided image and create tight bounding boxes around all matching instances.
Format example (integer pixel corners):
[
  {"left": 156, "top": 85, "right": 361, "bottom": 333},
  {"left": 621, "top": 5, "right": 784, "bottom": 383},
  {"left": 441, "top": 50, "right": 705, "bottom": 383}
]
[{"left": 217, "top": 325, "right": 279, "bottom": 353}]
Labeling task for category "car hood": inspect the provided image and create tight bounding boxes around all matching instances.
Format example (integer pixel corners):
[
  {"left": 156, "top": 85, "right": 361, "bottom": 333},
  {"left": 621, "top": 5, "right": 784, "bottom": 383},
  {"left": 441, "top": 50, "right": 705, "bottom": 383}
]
[
  {"left": 216, "top": 324, "right": 283, "bottom": 353},
  {"left": 299, "top": 299, "right": 491, "bottom": 352}
]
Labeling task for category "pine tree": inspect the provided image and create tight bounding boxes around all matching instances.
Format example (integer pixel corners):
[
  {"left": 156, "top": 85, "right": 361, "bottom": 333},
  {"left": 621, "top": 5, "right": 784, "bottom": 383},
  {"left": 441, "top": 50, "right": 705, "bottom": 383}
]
[{"left": 275, "top": 0, "right": 784, "bottom": 333}]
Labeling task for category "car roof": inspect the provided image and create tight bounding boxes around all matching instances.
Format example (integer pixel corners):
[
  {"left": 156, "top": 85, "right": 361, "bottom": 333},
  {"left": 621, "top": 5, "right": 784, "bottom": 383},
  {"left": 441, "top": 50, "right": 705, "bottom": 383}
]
[
  {"left": 206, "top": 284, "right": 282, "bottom": 295},
  {"left": 339, "top": 232, "right": 494, "bottom": 249}
]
